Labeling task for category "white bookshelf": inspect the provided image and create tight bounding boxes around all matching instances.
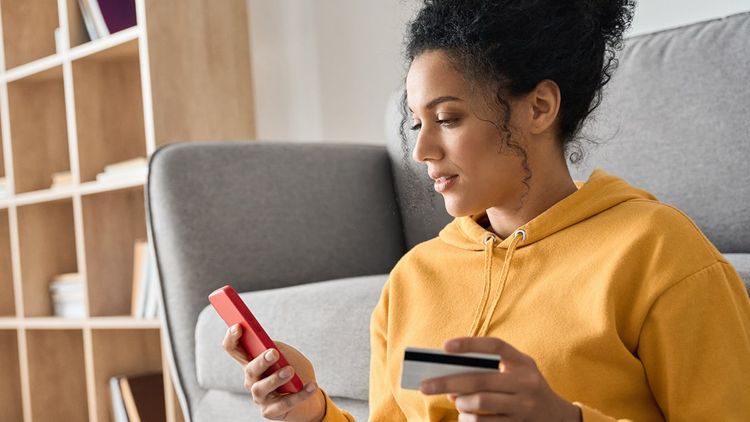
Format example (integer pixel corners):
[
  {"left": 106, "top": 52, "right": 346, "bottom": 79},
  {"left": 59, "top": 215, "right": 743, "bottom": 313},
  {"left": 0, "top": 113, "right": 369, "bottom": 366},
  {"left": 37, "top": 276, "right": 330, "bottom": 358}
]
[{"left": 0, "top": 1, "right": 256, "bottom": 421}]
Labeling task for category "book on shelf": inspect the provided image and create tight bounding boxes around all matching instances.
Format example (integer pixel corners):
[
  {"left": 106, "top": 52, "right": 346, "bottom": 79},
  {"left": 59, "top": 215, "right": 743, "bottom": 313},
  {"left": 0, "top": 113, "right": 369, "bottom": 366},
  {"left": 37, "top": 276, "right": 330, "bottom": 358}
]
[
  {"left": 0, "top": 177, "right": 8, "bottom": 199},
  {"left": 110, "top": 372, "right": 165, "bottom": 422},
  {"left": 50, "top": 170, "right": 73, "bottom": 190},
  {"left": 78, "top": 0, "right": 137, "bottom": 40},
  {"left": 131, "top": 239, "right": 160, "bottom": 319},
  {"left": 96, "top": 157, "right": 148, "bottom": 183},
  {"left": 49, "top": 272, "right": 85, "bottom": 318},
  {"left": 109, "top": 376, "right": 129, "bottom": 422},
  {"left": 54, "top": 27, "right": 63, "bottom": 53},
  {"left": 77, "top": 0, "right": 100, "bottom": 40}
]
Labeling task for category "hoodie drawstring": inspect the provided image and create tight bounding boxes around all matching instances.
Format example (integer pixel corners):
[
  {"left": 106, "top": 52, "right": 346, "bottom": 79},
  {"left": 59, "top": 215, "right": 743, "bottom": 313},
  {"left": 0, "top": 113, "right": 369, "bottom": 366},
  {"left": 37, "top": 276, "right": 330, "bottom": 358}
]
[{"left": 469, "top": 228, "right": 526, "bottom": 337}]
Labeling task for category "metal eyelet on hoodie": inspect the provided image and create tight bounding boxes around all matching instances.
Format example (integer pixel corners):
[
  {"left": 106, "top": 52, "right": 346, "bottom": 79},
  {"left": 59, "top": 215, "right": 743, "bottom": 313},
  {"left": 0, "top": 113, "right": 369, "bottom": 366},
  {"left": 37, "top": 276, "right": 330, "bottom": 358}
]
[
  {"left": 514, "top": 228, "right": 527, "bottom": 241},
  {"left": 482, "top": 234, "right": 497, "bottom": 245}
]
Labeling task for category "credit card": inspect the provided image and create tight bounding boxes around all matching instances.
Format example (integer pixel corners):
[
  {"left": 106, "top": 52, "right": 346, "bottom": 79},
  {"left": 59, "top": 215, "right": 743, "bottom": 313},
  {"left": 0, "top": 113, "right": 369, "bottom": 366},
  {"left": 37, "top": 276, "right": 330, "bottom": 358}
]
[{"left": 400, "top": 346, "right": 501, "bottom": 390}]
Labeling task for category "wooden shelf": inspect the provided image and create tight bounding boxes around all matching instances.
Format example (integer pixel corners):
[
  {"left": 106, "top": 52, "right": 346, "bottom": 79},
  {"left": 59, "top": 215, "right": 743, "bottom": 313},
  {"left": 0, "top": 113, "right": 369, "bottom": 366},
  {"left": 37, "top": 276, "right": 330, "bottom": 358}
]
[
  {"left": 12, "top": 185, "right": 75, "bottom": 206},
  {"left": 0, "top": 0, "right": 256, "bottom": 420},
  {"left": 0, "top": 317, "right": 161, "bottom": 329},
  {"left": 69, "top": 26, "right": 141, "bottom": 61},
  {"left": 0, "top": 176, "right": 145, "bottom": 208},
  {"left": 2, "top": 54, "right": 65, "bottom": 83}
]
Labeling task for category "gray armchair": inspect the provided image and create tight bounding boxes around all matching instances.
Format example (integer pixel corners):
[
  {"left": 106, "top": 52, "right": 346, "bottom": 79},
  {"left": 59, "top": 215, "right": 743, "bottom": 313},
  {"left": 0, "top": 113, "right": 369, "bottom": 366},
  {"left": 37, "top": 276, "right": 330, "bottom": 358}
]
[{"left": 147, "top": 11, "right": 750, "bottom": 422}]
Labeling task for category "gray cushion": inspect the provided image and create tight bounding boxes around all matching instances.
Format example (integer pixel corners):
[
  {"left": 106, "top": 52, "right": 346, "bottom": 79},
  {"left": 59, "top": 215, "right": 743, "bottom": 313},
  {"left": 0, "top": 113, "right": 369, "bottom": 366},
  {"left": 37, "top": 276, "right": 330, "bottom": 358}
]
[
  {"left": 724, "top": 253, "right": 750, "bottom": 294},
  {"left": 195, "top": 274, "right": 388, "bottom": 402},
  {"left": 571, "top": 12, "right": 750, "bottom": 253},
  {"left": 193, "top": 389, "right": 369, "bottom": 422}
]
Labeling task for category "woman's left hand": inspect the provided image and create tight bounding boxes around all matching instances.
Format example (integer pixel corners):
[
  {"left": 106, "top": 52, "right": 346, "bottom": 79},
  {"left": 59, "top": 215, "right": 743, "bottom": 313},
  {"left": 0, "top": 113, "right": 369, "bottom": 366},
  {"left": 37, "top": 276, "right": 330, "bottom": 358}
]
[{"left": 420, "top": 337, "right": 581, "bottom": 422}]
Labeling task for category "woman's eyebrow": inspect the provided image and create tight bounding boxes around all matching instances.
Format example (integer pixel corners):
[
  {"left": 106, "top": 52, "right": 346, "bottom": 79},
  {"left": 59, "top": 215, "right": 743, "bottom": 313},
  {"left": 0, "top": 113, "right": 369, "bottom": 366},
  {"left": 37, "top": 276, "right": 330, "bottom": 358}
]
[{"left": 408, "top": 95, "right": 464, "bottom": 112}]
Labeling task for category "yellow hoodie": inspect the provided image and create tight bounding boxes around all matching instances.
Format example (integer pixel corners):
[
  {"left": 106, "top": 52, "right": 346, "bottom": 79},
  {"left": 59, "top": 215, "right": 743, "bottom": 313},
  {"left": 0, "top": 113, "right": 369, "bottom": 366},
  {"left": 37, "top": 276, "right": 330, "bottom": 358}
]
[{"left": 322, "top": 169, "right": 750, "bottom": 421}]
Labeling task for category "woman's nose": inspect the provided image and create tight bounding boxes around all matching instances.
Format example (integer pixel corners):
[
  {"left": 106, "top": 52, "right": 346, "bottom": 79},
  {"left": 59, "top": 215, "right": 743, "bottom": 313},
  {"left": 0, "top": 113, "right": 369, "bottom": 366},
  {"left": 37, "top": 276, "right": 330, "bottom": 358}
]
[{"left": 411, "top": 127, "right": 442, "bottom": 163}]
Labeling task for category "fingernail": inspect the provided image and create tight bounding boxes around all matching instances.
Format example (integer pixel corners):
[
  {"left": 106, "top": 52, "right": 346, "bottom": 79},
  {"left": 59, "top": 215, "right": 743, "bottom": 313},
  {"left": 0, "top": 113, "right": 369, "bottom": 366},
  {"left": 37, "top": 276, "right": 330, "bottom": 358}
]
[
  {"left": 264, "top": 349, "right": 276, "bottom": 362},
  {"left": 421, "top": 382, "right": 435, "bottom": 394},
  {"left": 305, "top": 383, "right": 316, "bottom": 392},
  {"left": 230, "top": 325, "right": 239, "bottom": 334}
]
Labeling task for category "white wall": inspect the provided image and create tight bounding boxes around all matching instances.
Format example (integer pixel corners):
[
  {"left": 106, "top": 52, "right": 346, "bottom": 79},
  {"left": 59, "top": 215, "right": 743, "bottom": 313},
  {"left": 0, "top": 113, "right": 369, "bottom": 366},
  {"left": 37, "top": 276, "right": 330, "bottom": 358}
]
[
  {"left": 247, "top": 0, "right": 750, "bottom": 144},
  {"left": 247, "top": 0, "right": 419, "bottom": 144}
]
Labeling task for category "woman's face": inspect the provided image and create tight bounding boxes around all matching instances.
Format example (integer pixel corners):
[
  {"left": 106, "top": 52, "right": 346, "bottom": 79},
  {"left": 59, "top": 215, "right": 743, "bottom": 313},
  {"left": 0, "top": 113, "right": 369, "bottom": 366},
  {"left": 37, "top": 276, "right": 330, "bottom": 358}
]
[{"left": 406, "top": 50, "right": 531, "bottom": 218}]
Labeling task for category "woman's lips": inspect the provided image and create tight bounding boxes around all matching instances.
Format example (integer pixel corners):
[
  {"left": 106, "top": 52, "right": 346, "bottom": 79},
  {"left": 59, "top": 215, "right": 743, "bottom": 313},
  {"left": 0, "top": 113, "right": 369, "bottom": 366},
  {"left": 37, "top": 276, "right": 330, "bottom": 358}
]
[{"left": 434, "top": 175, "right": 458, "bottom": 193}]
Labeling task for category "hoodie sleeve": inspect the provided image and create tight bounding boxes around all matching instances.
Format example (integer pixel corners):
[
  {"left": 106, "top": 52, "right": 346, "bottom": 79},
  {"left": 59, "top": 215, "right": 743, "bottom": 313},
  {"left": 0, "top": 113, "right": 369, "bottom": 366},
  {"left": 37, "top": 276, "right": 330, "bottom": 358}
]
[
  {"left": 319, "top": 389, "right": 355, "bottom": 421},
  {"left": 368, "top": 278, "right": 408, "bottom": 420},
  {"left": 575, "top": 261, "right": 750, "bottom": 421}
]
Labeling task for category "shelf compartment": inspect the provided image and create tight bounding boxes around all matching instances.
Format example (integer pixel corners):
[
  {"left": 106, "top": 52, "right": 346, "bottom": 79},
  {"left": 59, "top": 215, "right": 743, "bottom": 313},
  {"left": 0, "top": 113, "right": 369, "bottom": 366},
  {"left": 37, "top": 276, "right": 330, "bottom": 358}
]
[
  {"left": 66, "top": 0, "right": 92, "bottom": 48},
  {"left": 7, "top": 66, "right": 71, "bottom": 194},
  {"left": 26, "top": 328, "right": 88, "bottom": 421},
  {"left": 82, "top": 186, "right": 146, "bottom": 316},
  {"left": 67, "top": 0, "right": 138, "bottom": 50},
  {"left": 0, "top": 329, "right": 23, "bottom": 421},
  {"left": 72, "top": 38, "right": 146, "bottom": 183},
  {"left": 17, "top": 199, "right": 78, "bottom": 317},
  {"left": 0, "top": 0, "right": 60, "bottom": 69},
  {"left": 0, "top": 209, "right": 14, "bottom": 316},
  {"left": 91, "top": 328, "right": 163, "bottom": 422}
]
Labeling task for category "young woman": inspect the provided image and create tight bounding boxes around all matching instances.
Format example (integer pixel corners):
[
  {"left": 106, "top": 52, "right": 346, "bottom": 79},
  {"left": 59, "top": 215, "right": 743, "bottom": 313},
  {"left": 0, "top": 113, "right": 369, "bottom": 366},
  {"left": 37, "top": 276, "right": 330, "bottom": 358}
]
[{"left": 223, "top": 1, "right": 750, "bottom": 420}]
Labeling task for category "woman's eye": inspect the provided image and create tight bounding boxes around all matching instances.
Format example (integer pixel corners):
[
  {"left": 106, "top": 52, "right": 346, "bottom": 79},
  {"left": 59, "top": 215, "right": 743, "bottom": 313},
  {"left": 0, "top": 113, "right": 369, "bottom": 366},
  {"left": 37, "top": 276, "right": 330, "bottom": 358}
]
[
  {"left": 437, "top": 118, "right": 457, "bottom": 127},
  {"left": 409, "top": 118, "right": 457, "bottom": 131}
]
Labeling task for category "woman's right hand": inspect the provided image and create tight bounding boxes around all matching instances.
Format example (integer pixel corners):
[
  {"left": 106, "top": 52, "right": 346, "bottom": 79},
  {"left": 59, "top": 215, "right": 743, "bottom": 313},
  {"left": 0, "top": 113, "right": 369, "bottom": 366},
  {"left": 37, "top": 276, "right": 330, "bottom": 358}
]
[{"left": 223, "top": 324, "right": 326, "bottom": 422}]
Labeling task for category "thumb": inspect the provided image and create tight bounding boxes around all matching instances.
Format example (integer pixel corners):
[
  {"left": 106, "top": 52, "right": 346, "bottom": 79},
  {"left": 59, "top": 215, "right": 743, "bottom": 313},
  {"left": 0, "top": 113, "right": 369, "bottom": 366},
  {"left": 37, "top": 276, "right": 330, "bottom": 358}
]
[{"left": 443, "top": 336, "right": 530, "bottom": 368}]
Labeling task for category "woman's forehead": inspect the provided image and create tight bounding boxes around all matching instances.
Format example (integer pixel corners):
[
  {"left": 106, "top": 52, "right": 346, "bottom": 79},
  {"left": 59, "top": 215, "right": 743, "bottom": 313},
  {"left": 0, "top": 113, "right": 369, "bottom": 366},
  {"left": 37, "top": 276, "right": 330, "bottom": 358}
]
[{"left": 406, "top": 51, "right": 469, "bottom": 111}]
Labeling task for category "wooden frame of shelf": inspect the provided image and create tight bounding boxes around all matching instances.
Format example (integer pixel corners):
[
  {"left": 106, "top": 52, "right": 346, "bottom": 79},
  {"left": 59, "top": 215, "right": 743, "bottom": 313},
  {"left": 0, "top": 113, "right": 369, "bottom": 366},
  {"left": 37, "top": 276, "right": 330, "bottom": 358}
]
[{"left": 0, "top": 0, "right": 255, "bottom": 421}]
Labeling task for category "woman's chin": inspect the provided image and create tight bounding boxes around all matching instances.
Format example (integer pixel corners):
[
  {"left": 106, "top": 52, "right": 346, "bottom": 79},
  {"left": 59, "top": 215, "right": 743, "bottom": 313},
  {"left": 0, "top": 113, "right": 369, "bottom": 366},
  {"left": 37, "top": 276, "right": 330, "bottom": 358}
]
[{"left": 442, "top": 198, "right": 481, "bottom": 218}]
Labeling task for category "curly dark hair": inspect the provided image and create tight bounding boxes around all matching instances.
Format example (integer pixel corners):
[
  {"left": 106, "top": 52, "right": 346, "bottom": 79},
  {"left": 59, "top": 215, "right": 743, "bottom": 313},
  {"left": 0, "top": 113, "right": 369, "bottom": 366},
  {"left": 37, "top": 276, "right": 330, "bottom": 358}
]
[{"left": 399, "top": 0, "right": 635, "bottom": 210}]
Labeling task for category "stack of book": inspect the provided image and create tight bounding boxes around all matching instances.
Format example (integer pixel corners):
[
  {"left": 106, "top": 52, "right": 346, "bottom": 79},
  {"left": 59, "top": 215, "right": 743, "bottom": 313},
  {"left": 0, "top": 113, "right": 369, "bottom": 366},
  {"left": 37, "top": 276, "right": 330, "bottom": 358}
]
[
  {"left": 131, "top": 240, "right": 160, "bottom": 319},
  {"left": 78, "top": 0, "right": 137, "bottom": 41},
  {"left": 49, "top": 273, "right": 85, "bottom": 318},
  {"left": 50, "top": 170, "right": 73, "bottom": 190},
  {"left": 0, "top": 177, "right": 7, "bottom": 199},
  {"left": 110, "top": 372, "right": 165, "bottom": 422},
  {"left": 96, "top": 157, "right": 148, "bottom": 184}
]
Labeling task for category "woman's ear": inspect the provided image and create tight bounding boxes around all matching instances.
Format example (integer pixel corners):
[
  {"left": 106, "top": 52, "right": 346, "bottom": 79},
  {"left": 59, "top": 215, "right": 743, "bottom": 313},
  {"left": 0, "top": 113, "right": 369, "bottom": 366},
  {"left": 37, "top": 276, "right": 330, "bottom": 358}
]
[{"left": 527, "top": 79, "right": 561, "bottom": 135}]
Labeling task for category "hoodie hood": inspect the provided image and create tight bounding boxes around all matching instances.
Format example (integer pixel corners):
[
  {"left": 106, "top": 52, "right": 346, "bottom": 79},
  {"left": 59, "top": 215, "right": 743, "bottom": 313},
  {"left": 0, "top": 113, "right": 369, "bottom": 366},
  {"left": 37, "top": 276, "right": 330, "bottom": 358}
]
[
  {"left": 439, "top": 168, "right": 657, "bottom": 250},
  {"left": 437, "top": 168, "right": 657, "bottom": 336}
]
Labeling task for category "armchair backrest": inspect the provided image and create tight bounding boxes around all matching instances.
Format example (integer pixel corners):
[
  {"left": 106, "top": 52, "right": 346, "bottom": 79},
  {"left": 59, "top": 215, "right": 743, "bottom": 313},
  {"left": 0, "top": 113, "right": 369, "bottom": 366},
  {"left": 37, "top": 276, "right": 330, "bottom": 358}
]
[{"left": 570, "top": 12, "right": 750, "bottom": 253}]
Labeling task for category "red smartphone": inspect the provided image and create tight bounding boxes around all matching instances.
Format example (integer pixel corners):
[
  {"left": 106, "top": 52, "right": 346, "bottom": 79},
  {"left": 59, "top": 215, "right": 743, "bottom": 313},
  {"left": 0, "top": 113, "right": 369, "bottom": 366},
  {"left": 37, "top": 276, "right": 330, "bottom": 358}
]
[{"left": 208, "top": 285, "right": 303, "bottom": 394}]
